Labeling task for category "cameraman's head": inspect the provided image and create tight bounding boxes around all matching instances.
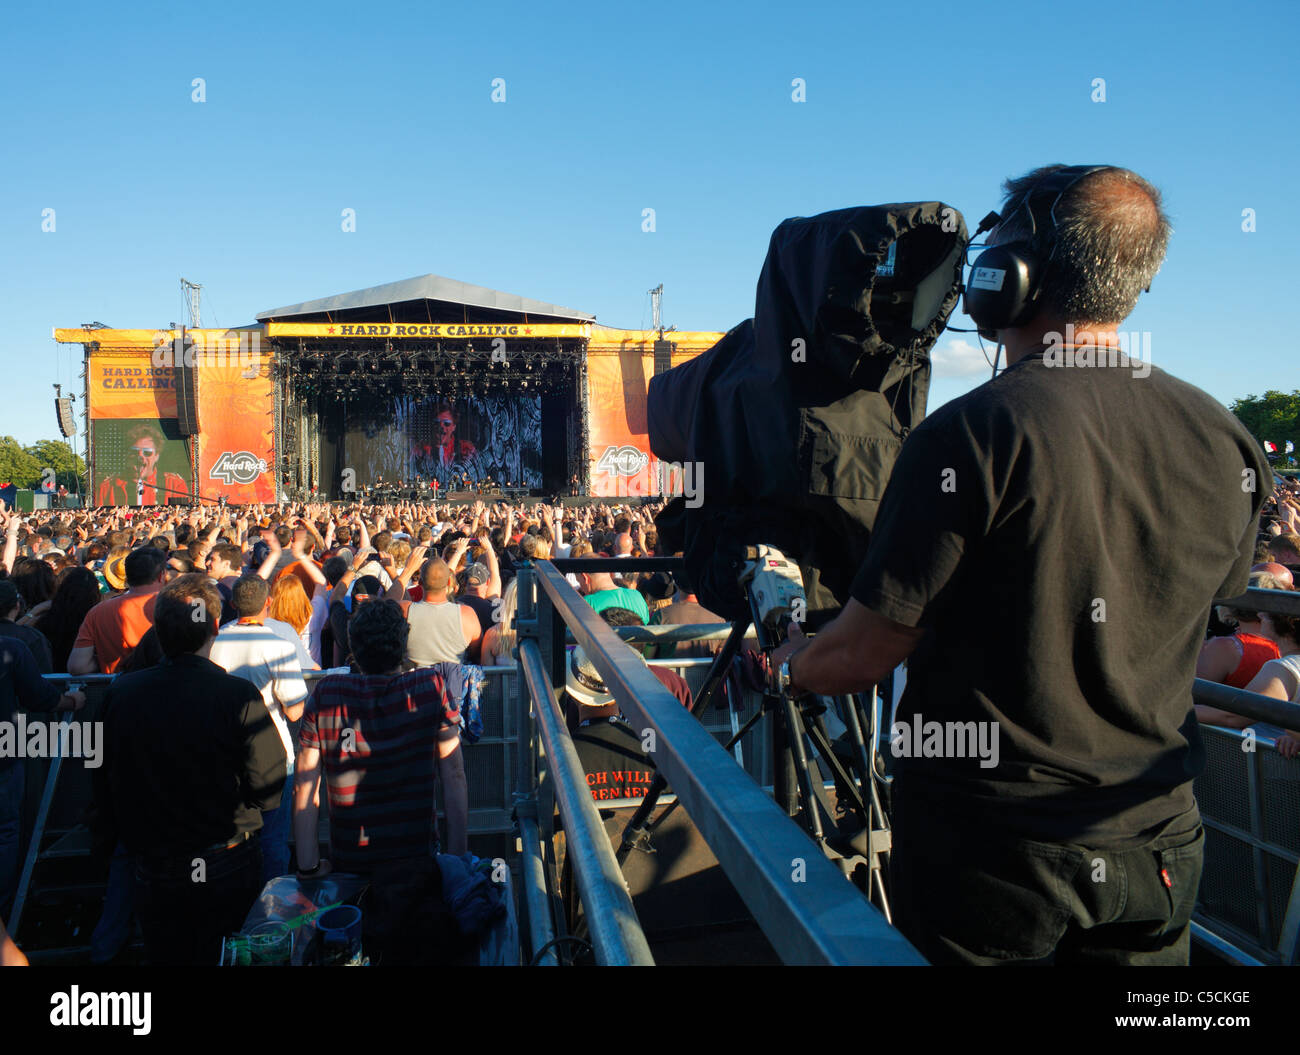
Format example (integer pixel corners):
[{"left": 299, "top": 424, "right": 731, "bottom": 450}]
[{"left": 989, "top": 165, "right": 1170, "bottom": 355}]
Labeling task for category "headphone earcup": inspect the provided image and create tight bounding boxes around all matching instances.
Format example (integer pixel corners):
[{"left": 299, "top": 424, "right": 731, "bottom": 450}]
[{"left": 963, "top": 242, "right": 1040, "bottom": 333}]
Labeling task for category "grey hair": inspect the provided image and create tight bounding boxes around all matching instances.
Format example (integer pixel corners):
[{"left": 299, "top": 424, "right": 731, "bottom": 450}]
[
  {"left": 994, "top": 165, "right": 1172, "bottom": 325},
  {"left": 1215, "top": 571, "right": 1288, "bottom": 626}
]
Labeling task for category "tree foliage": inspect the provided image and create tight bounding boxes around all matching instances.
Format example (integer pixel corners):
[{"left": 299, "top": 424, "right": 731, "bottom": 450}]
[
  {"left": 1230, "top": 390, "right": 1300, "bottom": 459},
  {"left": 0, "top": 437, "right": 86, "bottom": 490}
]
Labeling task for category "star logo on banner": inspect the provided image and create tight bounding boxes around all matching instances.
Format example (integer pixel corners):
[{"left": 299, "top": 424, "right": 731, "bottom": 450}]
[
  {"left": 524, "top": 327, "right": 533, "bottom": 335},
  {"left": 327, "top": 326, "right": 336, "bottom": 334}
]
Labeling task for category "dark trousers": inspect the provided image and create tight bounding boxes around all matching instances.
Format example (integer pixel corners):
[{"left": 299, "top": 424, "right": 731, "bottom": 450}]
[
  {"left": 0, "top": 760, "right": 22, "bottom": 921},
  {"left": 889, "top": 784, "right": 1204, "bottom": 966},
  {"left": 134, "top": 837, "right": 263, "bottom": 966}
]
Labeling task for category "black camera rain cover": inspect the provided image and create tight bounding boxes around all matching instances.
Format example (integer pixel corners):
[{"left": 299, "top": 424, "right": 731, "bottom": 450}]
[{"left": 649, "top": 202, "right": 968, "bottom": 625}]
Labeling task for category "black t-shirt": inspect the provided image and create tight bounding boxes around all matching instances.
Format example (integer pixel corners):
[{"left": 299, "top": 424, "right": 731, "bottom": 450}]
[
  {"left": 328, "top": 600, "right": 351, "bottom": 668},
  {"left": 0, "top": 619, "right": 53, "bottom": 675},
  {"left": 851, "top": 350, "right": 1270, "bottom": 848},
  {"left": 572, "top": 717, "right": 659, "bottom": 803},
  {"left": 459, "top": 593, "right": 496, "bottom": 635},
  {"left": 95, "top": 654, "right": 286, "bottom": 857},
  {"left": 215, "top": 580, "right": 237, "bottom": 627}
]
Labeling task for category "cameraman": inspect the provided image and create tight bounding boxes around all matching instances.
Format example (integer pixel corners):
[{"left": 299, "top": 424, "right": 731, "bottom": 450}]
[{"left": 773, "top": 165, "right": 1270, "bottom": 965}]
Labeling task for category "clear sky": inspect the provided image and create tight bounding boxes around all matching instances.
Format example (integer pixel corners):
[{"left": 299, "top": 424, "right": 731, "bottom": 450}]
[{"left": 2, "top": 0, "right": 1296, "bottom": 446}]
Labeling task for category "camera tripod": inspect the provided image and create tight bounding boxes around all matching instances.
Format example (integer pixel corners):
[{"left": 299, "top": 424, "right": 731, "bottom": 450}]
[{"left": 615, "top": 547, "right": 897, "bottom": 920}]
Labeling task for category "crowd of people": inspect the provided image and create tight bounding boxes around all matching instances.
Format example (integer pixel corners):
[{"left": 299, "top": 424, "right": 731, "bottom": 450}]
[
  {"left": 3, "top": 163, "right": 1300, "bottom": 970},
  {"left": 0, "top": 494, "right": 729, "bottom": 965},
  {"left": 1194, "top": 476, "right": 1300, "bottom": 750},
  {"left": 0, "top": 472, "right": 1297, "bottom": 966}
]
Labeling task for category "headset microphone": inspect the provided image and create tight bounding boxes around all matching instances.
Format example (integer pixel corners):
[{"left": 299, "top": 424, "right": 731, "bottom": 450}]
[{"left": 962, "top": 165, "right": 1115, "bottom": 339}]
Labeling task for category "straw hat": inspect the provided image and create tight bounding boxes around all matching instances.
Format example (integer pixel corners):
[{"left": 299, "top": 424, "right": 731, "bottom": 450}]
[
  {"left": 565, "top": 647, "right": 615, "bottom": 708},
  {"left": 103, "top": 547, "right": 130, "bottom": 591}
]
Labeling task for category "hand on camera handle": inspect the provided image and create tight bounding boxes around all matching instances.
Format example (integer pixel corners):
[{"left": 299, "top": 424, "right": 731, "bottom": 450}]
[{"left": 768, "top": 619, "right": 808, "bottom": 673}]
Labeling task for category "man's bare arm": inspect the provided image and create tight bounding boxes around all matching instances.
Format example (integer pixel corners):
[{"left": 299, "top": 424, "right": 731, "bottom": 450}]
[
  {"left": 773, "top": 598, "right": 925, "bottom": 696},
  {"left": 67, "top": 646, "right": 99, "bottom": 676}
]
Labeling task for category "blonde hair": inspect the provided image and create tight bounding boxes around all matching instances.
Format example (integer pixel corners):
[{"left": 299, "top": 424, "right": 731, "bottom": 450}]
[{"left": 485, "top": 578, "right": 520, "bottom": 665}]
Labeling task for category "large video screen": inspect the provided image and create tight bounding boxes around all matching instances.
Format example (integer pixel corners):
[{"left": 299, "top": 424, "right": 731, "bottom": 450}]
[
  {"left": 341, "top": 393, "right": 542, "bottom": 489},
  {"left": 93, "top": 418, "right": 193, "bottom": 506}
]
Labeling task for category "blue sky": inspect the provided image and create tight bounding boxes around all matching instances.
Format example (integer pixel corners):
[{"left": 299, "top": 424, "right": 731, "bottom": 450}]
[{"left": 2, "top": 0, "right": 1296, "bottom": 447}]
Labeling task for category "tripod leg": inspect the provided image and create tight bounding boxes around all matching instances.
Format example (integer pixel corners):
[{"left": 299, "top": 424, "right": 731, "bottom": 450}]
[
  {"left": 859, "top": 690, "right": 892, "bottom": 833},
  {"left": 688, "top": 620, "right": 749, "bottom": 718},
  {"left": 857, "top": 690, "right": 894, "bottom": 920},
  {"left": 839, "top": 694, "right": 876, "bottom": 805},
  {"left": 772, "top": 695, "right": 798, "bottom": 818},
  {"left": 804, "top": 709, "right": 867, "bottom": 821},
  {"left": 617, "top": 619, "right": 751, "bottom": 864},
  {"left": 780, "top": 694, "right": 825, "bottom": 841}
]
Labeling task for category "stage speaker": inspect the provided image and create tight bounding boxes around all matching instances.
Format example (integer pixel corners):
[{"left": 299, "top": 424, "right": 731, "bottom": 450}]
[
  {"left": 175, "top": 361, "right": 198, "bottom": 436},
  {"left": 653, "top": 339, "right": 674, "bottom": 375},
  {"left": 55, "top": 398, "right": 76, "bottom": 438}
]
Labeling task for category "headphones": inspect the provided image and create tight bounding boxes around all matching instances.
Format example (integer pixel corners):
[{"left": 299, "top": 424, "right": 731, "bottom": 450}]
[{"left": 963, "top": 165, "right": 1115, "bottom": 338}]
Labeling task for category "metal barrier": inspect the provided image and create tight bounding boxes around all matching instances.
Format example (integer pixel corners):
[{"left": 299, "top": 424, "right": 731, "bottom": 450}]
[
  {"left": 21, "top": 584, "right": 1292, "bottom": 964},
  {"left": 1194, "top": 725, "right": 1300, "bottom": 964},
  {"left": 514, "top": 560, "right": 925, "bottom": 966},
  {"left": 1190, "top": 585, "right": 1300, "bottom": 964},
  {"left": 1218, "top": 586, "right": 1300, "bottom": 618}
]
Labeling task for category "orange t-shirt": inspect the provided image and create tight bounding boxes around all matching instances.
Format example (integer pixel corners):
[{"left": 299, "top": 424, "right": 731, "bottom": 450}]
[
  {"left": 73, "top": 584, "right": 163, "bottom": 673},
  {"left": 276, "top": 559, "right": 323, "bottom": 600}
]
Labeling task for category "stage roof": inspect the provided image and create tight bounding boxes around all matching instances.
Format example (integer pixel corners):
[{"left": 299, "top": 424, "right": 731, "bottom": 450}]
[{"left": 256, "top": 274, "right": 594, "bottom": 323}]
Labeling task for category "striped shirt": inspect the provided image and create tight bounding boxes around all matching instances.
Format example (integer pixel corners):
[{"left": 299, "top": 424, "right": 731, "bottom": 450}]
[{"left": 299, "top": 668, "right": 461, "bottom": 872}]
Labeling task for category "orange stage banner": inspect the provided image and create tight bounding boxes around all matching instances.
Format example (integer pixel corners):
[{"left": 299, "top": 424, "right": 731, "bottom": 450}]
[
  {"left": 196, "top": 360, "right": 276, "bottom": 504},
  {"left": 586, "top": 349, "right": 701, "bottom": 498},
  {"left": 88, "top": 355, "right": 178, "bottom": 420},
  {"left": 266, "top": 322, "right": 590, "bottom": 339}
]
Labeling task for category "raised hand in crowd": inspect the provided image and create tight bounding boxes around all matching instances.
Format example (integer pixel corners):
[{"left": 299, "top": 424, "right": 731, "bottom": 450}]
[{"left": 386, "top": 543, "right": 430, "bottom": 601}]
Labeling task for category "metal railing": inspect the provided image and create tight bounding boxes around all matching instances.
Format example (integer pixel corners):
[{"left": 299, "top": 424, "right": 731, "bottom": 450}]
[
  {"left": 1192, "top": 586, "right": 1300, "bottom": 726},
  {"left": 1191, "top": 585, "right": 1300, "bottom": 964},
  {"left": 1194, "top": 724, "right": 1300, "bottom": 964},
  {"left": 23, "top": 583, "right": 1293, "bottom": 965},
  {"left": 511, "top": 559, "right": 925, "bottom": 966}
]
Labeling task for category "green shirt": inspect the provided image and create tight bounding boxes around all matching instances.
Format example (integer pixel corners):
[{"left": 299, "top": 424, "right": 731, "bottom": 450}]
[{"left": 585, "top": 587, "right": 650, "bottom": 624}]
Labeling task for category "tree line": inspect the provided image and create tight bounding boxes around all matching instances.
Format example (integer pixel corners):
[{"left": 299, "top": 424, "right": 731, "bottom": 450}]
[
  {"left": 1231, "top": 391, "right": 1300, "bottom": 468},
  {"left": 0, "top": 437, "right": 86, "bottom": 491}
]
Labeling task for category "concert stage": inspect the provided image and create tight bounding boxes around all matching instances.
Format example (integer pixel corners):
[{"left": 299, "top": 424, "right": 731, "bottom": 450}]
[{"left": 55, "top": 274, "right": 726, "bottom": 506}]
